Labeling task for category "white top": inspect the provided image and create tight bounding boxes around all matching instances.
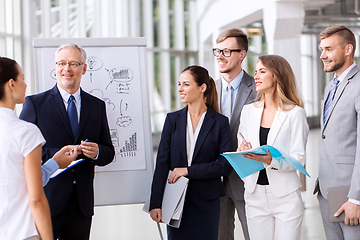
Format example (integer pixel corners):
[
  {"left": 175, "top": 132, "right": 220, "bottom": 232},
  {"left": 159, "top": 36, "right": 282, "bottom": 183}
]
[
  {"left": 0, "top": 107, "right": 45, "bottom": 240},
  {"left": 186, "top": 111, "right": 206, "bottom": 166}
]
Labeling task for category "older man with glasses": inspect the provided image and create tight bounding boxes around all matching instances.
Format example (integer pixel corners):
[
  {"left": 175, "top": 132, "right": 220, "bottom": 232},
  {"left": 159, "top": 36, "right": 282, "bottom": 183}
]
[
  {"left": 20, "top": 43, "right": 115, "bottom": 240},
  {"left": 213, "top": 28, "right": 257, "bottom": 240}
]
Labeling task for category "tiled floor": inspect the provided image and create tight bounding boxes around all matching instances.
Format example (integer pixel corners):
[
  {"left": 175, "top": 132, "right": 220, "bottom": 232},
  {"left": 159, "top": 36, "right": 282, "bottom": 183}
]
[{"left": 89, "top": 128, "right": 326, "bottom": 240}]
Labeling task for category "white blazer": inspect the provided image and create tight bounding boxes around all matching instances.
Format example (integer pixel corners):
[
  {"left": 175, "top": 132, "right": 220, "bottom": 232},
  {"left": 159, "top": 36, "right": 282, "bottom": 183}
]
[{"left": 239, "top": 103, "right": 309, "bottom": 197}]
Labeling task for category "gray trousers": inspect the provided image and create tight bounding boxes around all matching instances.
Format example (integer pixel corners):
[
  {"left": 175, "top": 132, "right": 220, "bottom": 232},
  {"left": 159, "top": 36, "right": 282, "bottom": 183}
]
[
  {"left": 318, "top": 191, "right": 360, "bottom": 240},
  {"left": 218, "top": 185, "right": 250, "bottom": 240}
]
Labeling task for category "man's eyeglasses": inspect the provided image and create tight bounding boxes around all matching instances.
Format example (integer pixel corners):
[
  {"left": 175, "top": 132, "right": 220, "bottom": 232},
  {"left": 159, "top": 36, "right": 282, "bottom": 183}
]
[
  {"left": 56, "top": 61, "right": 85, "bottom": 68},
  {"left": 213, "top": 48, "right": 244, "bottom": 57}
]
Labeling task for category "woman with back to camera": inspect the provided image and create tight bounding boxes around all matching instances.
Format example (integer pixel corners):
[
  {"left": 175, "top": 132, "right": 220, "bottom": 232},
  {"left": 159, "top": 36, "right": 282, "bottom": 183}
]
[
  {"left": 149, "top": 65, "right": 233, "bottom": 240},
  {"left": 0, "top": 57, "right": 53, "bottom": 240},
  {"left": 237, "top": 55, "right": 309, "bottom": 240}
]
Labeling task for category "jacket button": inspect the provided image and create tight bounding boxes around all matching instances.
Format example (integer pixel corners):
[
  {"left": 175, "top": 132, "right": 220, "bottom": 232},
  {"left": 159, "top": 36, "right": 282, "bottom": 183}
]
[
  {"left": 322, "top": 135, "right": 325, "bottom": 139},
  {"left": 71, "top": 169, "right": 75, "bottom": 173}
]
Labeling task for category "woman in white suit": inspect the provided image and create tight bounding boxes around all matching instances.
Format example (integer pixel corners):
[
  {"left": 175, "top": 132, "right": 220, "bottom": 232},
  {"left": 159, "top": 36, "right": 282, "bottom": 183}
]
[{"left": 238, "top": 55, "right": 309, "bottom": 240}]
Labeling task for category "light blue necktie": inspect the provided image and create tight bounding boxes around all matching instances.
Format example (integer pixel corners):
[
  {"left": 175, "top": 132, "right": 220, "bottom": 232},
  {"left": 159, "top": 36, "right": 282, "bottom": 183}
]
[
  {"left": 323, "top": 77, "right": 340, "bottom": 124},
  {"left": 68, "top": 95, "right": 78, "bottom": 137},
  {"left": 224, "top": 83, "right": 233, "bottom": 120}
]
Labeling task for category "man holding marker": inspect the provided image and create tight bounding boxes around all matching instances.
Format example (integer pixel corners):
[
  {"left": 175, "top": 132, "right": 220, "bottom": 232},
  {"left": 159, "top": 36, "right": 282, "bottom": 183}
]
[{"left": 20, "top": 43, "right": 114, "bottom": 240}]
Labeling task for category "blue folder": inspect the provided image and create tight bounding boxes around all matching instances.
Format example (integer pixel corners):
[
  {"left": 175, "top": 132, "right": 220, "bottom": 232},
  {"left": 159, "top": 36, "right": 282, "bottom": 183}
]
[{"left": 221, "top": 145, "right": 310, "bottom": 179}]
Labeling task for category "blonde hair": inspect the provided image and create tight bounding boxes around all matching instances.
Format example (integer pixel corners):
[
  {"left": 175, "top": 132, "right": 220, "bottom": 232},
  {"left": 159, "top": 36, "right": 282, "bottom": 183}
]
[{"left": 256, "top": 55, "right": 303, "bottom": 111}]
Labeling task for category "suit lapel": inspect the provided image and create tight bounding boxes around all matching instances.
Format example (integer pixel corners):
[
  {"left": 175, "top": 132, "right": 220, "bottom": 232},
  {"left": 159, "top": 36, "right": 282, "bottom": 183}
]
[
  {"left": 77, "top": 89, "right": 90, "bottom": 141},
  {"left": 247, "top": 104, "right": 263, "bottom": 147},
  {"left": 215, "top": 79, "right": 222, "bottom": 110},
  {"left": 230, "top": 72, "right": 255, "bottom": 132},
  {"left": 176, "top": 107, "right": 188, "bottom": 164},
  {"left": 267, "top": 109, "right": 288, "bottom": 146},
  {"left": 192, "top": 107, "right": 216, "bottom": 163},
  {"left": 50, "top": 86, "right": 74, "bottom": 140},
  {"left": 323, "top": 66, "right": 359, "bottom": 129}
]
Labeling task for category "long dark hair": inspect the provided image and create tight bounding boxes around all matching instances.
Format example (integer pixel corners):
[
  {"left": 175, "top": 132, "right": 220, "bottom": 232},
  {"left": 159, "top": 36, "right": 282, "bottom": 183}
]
[
  {"left": 181, "top": 65, "right": 219, "bottom": 113},
  {"left": 0, "top": 57, "right": 19, "bottom": 100}
]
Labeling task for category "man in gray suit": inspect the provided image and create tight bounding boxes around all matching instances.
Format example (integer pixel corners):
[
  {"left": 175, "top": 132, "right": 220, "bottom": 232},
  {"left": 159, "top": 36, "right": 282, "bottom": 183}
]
[
  {"left": 214, "top": 28, "right": 256, "bottom": 240},
  {"left": 314, "top": 25, "right": 360, "bottom": 239}
]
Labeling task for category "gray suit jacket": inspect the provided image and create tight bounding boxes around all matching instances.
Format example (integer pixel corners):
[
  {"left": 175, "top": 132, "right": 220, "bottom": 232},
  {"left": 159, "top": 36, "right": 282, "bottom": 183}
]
[
  {"left": 215, "top": 71, "right": 257, "bottom": 200},
  {"left": 314, "top": 65, "right": 360, "bottom": 201}
]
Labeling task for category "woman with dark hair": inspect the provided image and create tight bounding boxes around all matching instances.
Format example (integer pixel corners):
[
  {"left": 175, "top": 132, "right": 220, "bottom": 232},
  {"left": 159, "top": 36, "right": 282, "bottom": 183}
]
[
  {"left": 149, "top": 65, "right": 233, "bottom": 240},
  {"left": 237, "top": 55, "right": 309, "bottom": 240},
  {"left": 0, "top": 57, "right": 53, "bottom": 240}
]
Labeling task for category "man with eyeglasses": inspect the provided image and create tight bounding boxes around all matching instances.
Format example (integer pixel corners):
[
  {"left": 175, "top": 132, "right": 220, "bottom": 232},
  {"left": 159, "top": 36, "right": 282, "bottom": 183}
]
[
  {"left": 20, "top": 43, "right": 115, "bottom": 240},
  {"left": 214, "top": 28, "right": 256, "bottom": 240}
]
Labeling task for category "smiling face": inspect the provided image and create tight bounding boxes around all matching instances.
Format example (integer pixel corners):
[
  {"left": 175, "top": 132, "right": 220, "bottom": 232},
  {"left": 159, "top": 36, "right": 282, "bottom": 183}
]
[
  {"left": 178, "top": 71, "right": 206, "bottom": 104},
  {"left": 55, "top": 47, "right": 87, "bottom": 94},
  {"left": 216, "top": 37, "right": 244, "bottom": 81},
  {"left": 254, "top": 60, "right": 275, "bottom": 95},
  {"left": 320, "top": 34, "right": 348, "bottom": 76}
]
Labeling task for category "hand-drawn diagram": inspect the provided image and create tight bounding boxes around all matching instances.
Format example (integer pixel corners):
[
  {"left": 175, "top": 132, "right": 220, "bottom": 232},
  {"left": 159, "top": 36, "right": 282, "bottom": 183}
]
[
  {"left": 88, "top": 88, "right": 116, "bottom": 110},
  {"left": 50, "top": 69, "right": 56, "bottom": 80},
  {"left": 105, "top": 67, "right": 134, "bottom": 90},
  {"left": 110, "top": 129, "right": 119, "bottom": 147},
  {"left": 118, "top": 132, "right": 138, "bottom": 158},
  {"left": 87, "top": 56, "right": 103, "bottom": 82},
  {"left": 116, "top": 99, "right": 132, "bottom": 127}
]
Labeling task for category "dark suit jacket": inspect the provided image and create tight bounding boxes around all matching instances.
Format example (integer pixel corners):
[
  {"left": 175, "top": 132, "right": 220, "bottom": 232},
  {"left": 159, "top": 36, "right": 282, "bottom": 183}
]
[
  {"left": 20, "top": 85, "right": 114, "bottom": 217},
  {"left": 149, "top": 105, "right": 233, "bottom": 211},
  {"left": 215, "top": 71, "right": 257, "bottom": 200}
]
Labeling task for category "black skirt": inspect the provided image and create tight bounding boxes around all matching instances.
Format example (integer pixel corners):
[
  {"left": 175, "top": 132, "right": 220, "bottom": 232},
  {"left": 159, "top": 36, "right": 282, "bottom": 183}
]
[{"left": 167, "top": 181, "right": 220, "bottom": 240}]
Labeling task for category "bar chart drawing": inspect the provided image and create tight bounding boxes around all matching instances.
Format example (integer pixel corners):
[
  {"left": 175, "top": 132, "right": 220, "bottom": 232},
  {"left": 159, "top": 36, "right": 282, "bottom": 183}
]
[{"left": 119, "top": 132, "right": 138, "bottom": 158}]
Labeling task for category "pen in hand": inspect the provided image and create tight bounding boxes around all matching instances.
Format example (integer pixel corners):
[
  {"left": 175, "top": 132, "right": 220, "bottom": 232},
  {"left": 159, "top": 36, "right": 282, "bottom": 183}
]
[
  {"left": 238, "top": 132, "right": 252, "bottom": 150},
  {"left": 65, "top": 139, "right": 89, "bottom": 155}
]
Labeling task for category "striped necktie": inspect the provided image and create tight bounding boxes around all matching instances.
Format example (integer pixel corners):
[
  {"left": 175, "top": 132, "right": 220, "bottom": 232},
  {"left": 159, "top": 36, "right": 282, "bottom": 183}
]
[{"left": 323, "top": 77, "right": 340, "bottom": 124}]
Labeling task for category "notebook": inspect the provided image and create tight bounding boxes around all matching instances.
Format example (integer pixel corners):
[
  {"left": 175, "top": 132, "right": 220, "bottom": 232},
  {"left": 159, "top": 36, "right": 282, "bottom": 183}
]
[{"left": 327, "top": 185, "right": 350, "bottom": 223}]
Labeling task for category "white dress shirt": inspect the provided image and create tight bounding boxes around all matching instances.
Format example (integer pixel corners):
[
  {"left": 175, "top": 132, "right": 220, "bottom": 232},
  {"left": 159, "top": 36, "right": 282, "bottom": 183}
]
[{"left": 186, "top": 111, "right": 206, "bottom": 166}]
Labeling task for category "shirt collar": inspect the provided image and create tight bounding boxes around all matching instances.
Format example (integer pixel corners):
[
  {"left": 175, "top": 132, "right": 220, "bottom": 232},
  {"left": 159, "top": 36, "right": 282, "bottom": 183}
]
[
  {"left": 57, "top": 84, "right": 81, "bottom": 103},
  {"left": 221, "top": 70, "right": 244, "bottom": 90},
  {"left": 335, "top": 62, "right": 356, "bottom": 84},
  {"left": 0, "top": 107, "right": 17, "bottom": 119}
]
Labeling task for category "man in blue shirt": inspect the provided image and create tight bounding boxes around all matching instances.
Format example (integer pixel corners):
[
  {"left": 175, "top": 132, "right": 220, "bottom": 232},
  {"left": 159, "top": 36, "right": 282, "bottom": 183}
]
[{"left": 42, "top": 145, "right": 80, "bottom": 186}]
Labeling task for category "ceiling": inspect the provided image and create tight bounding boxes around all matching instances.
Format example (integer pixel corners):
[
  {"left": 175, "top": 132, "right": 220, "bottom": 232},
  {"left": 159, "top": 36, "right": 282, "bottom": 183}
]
[{"left": 304, "top": 0, "right": 360, "bottom": 32}]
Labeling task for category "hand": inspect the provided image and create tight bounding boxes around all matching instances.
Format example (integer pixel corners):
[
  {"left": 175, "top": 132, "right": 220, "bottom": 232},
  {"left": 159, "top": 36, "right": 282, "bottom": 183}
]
[
  {"left": 242, "top": 149, "right": 272, "bottom": 165},
  {"left": 237, "top": 140, "right": 252, "bottom": 152},
  {"left": 80, "top": 141, "right": 99, "bottom": 159},
  {"left": 335, "top": 201, "right": 360, "bottom": 225},
  {"left": 168, "top": 168, "right": 188, "bottom": 184},
  {"left": 150, "top": 208, "right": 163, "bottom": 223},
  {"left": 52, "top": 145, "right": 80, "bottom": 169}
]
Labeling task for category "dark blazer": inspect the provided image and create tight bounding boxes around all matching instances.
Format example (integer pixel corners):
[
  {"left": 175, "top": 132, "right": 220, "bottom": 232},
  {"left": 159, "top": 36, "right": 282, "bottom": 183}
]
[
  {"left": 20, "top": 85, "right": 114, "bottom": 217},
  {"left": 215, "top": 71, "right": 257, "bottom": 200},
  {"left": 149, "top": 105, "right": 233, "bottom": 211}
]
